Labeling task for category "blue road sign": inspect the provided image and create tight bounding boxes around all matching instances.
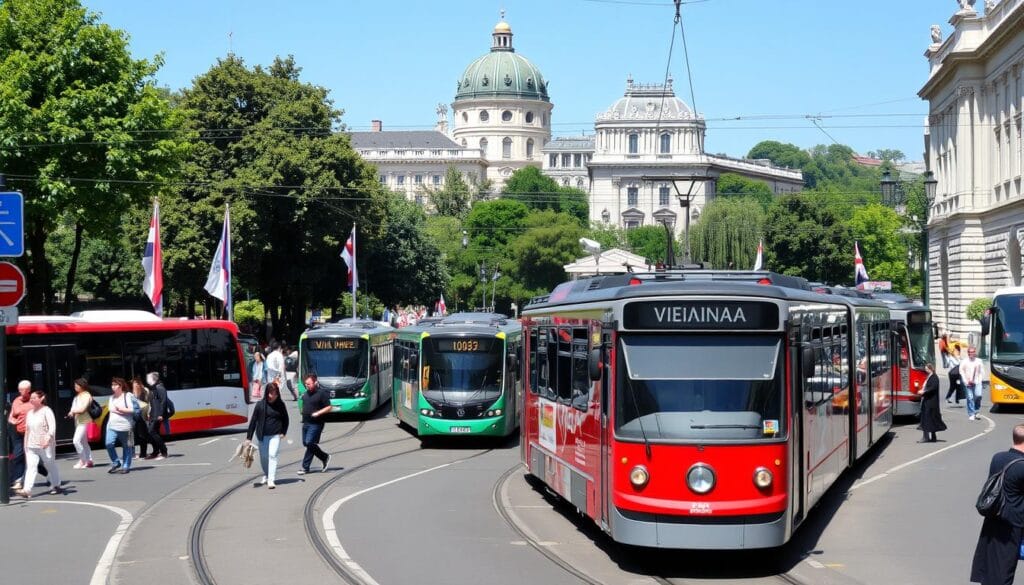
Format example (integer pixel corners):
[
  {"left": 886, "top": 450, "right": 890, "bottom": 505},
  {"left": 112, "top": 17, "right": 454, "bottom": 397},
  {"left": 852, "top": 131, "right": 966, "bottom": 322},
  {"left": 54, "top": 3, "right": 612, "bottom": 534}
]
[{"left": 0, "top": 193, "right": 24, "bottom": 257}]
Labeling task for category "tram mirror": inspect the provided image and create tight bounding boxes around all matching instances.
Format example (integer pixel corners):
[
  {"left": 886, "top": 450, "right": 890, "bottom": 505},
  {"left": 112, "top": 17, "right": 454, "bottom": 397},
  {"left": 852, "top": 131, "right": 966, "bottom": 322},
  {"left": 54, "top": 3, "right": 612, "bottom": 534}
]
[
  {"left": 980, "top": 314, "right": 991, "bottom": 336},
  {"left": 588, "top": 348, "right": 602, "bottom": 381},
  {"left": 801, "top": 346, "right": 815, "bottom": 380}
]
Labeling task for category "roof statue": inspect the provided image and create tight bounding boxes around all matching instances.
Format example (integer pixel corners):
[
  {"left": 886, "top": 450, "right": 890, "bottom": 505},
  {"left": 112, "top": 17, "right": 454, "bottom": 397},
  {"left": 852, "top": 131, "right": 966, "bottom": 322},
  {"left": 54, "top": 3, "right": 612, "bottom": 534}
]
[
  {"left": 930, "top": 25, "right": 942, "bottom": 45},
  {"left": 957, "top": 0, "right": 976, "bottom": 12}
]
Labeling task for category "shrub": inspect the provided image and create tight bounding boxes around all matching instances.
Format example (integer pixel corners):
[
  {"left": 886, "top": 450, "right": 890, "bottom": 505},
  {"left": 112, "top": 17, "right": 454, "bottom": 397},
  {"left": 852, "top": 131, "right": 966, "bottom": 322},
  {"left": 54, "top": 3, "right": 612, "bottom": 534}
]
[{"left": 966, "top": 297, "right": 992, "bottom": 321}]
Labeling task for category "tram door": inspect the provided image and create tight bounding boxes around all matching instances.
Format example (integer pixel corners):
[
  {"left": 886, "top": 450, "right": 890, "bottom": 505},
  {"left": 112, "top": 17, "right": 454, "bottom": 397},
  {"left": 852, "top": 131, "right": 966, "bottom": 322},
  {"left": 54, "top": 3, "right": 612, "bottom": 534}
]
[
  {"left": 599, "top": 327, "right": 613, "bottom": 530},
  {"left": 22, "top": 345, "right": 78, "bottom": 441},
  {"left": 790, "top": 329, "right": 806, "bottom": 527}
]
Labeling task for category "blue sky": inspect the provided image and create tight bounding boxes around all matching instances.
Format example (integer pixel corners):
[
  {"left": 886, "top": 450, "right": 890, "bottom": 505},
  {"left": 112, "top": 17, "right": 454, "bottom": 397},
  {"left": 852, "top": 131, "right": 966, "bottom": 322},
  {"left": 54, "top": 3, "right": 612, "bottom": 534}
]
[{"left": 84, "top": 0, "right": 951, "bottom": 160}]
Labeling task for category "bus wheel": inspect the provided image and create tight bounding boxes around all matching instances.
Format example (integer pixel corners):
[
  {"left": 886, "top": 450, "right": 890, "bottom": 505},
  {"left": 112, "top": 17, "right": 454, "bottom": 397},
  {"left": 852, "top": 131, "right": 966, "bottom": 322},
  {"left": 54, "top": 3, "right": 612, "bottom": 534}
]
[{"left": 990, "top": 404, "right": 1001, "bottom": 414}]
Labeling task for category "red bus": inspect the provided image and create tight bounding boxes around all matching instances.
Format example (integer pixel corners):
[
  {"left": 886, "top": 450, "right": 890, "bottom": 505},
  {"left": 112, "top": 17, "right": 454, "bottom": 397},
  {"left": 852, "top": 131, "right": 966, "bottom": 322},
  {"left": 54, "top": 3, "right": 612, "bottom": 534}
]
[
  {"left": 6, "top": 310, "right": 249, "bottom": 445},
  {"left": 520, "top": 270, "right": 892, "bottom": 549},
  {"left": 884, "top": 303, "right": 934, "bottom": 417}
]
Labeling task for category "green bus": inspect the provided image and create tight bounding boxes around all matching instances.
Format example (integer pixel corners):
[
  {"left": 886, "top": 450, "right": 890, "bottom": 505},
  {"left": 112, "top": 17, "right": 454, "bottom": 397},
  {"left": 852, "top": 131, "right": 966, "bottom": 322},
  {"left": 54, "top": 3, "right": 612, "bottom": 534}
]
[
  {"left": 298, "top": 319, "right": 394, "bottom": 414},
  {"left": 393, "top": 313, "right": 523, "bottom": 438}
]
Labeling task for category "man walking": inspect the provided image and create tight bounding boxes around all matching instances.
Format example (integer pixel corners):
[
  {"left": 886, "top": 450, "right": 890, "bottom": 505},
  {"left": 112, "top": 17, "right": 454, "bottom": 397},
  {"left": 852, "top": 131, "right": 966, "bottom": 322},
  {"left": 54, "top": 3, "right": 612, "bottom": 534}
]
[
  {"left": 961, "top": 345, "right": 984, "bottom": 421},
  {"left": 297, "top": 373, "right": 332, "bottom": 475},
  {"left": 266, "top": 343, "right": 287, "bottom": 398},
  {"left": 144, "top": 372, "right": 169, "bottom": 460},
  {"left": 971, "top": 423, "right": 1024, "bottom": 584}
]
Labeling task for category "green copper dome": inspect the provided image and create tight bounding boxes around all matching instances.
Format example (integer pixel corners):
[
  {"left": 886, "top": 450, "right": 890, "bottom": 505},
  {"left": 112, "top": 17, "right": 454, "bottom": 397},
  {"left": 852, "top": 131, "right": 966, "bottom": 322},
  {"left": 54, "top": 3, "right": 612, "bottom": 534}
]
[{"left": 454, "top": 21, "right": 549, "bottom": 102}]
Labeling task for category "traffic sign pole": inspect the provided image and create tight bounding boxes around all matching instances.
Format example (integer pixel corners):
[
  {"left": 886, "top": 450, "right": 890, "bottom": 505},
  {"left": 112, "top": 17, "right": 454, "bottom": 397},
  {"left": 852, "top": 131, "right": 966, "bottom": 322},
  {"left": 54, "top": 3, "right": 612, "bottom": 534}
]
[
  {"left": 0, "top": 191, "right": 23, "bottom": 504},
  {"left": 0, "top": 328, "right": 7, "bottom": 505}
]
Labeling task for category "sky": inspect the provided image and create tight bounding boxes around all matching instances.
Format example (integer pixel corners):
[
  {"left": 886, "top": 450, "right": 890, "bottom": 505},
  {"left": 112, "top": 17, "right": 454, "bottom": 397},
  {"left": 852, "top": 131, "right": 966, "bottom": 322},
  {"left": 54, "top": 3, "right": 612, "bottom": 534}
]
[{"left": 83, "top": 0, "right": 957, "bottom": 161}]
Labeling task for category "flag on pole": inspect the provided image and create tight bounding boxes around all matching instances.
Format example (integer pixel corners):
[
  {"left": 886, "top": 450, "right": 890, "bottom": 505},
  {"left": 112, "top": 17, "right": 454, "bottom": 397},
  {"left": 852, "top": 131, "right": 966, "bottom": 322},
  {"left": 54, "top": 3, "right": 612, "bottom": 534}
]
[
  {"left": 341, "top": 226, "right": 358, "bottom": 318},
  {"left": 204, "top": 207, "right": 232, "bottom": 320},
  {"left": 854, "top": 241, "right": 869, "bottom": 287},
  {"left": 752, "top": 239, "right": 763, "bottom": 271},
  {"left": 438, "top": 294, "right": 447, "bottom": 316},
  {"left": 141, "top": 199, "right": 163, "bottom": 316}
]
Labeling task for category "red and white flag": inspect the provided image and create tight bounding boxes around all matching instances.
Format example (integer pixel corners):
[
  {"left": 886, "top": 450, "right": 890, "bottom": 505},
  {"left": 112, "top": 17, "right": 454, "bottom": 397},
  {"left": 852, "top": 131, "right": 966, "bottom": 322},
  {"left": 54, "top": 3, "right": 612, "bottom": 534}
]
[
  {"left": 752, "top": 239, "right": 763, "bottom": 271},
  {"left": 341, "top": 227, "right": 358, "bottom": 290},
  {"left": 438, "top": 294, "right": 447, "bottom": 316},
  {"left": 854, "top": 241, "right": 869, "bottom": 287},
  {"left": 141, "top": 199, "right": 163, "bottom": 316}
]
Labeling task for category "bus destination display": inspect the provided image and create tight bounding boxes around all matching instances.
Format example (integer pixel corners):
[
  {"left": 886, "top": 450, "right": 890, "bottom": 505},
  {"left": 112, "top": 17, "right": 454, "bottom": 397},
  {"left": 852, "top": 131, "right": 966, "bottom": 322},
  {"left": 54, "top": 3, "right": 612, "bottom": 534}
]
[
  {"left": 623, "top": 300, "right": 779, "bottom": 330},
  {"left": 436, "top": 338, "right": 493, "bottom": 352},
  {"left": 309, "top": 339, "right": 358, "bottom": 350}
]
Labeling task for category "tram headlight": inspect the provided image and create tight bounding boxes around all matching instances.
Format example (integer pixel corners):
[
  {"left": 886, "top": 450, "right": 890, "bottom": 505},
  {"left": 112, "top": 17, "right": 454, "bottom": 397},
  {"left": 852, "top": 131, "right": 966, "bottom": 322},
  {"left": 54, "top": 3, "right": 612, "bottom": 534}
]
[
  {"left": 629, "top": 465, "right": 650, "bottom": 489},
  {"left": 686, "top": 463, "right": 715, "bottom": 494},
  {"left": 753, "top": 467, "right": 773, "bottom": 489}
]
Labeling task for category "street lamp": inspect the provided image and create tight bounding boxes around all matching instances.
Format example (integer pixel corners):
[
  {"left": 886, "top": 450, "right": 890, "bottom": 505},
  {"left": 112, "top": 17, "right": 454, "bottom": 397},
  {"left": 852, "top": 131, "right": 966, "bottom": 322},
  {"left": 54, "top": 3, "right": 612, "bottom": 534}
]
[
  {"left": 879, "top": 169, "right": 938, "bottom": 305},
  {"left": 479, "top": 261, "right": 487, "bottom": 311},
  {"left": 641, "top": 174, "right": 711, "bottom": 265}
]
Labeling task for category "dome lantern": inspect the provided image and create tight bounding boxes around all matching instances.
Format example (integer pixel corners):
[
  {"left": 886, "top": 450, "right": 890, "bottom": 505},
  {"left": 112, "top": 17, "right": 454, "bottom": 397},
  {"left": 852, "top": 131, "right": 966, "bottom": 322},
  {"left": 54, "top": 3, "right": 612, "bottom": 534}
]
[{"left": 492, "top": 10, "right": 513, "bottom": 51}]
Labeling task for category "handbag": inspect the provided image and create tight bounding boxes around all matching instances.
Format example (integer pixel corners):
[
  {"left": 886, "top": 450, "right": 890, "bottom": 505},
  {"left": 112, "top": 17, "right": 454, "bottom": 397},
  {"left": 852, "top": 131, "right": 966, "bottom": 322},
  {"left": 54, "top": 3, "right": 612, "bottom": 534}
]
[
  {"left": 241, "top": 442, "right": 256, "bottom": 469},
  {"left": 86, "top": 421, "right": 101, "bottom": 442},
  {"left": 87, "top": 399, "right": 103, "bottom": 420}
]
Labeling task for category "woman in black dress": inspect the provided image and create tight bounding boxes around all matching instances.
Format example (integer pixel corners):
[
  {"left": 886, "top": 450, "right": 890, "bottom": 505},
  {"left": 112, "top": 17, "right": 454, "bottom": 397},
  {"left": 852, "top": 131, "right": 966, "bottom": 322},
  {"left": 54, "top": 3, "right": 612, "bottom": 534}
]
[{"left": 918, "top": 362, "right": 947, "bottom": 443}]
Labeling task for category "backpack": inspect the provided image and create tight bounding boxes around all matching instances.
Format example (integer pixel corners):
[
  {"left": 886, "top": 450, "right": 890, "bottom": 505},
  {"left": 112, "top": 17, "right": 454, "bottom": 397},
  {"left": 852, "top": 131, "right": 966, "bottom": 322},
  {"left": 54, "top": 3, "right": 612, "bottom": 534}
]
[
  {"left": 284, "top": 354, "right": 298, "bottom": 373},
  {"left": 88, "top": 399, "right": 103, "bottom": 420},
  {"left": 977, "top": 458, "right": 1024, "bottom": 517},
  {"left": 164, "top": 397, "right": 176, "bottom": 419}
]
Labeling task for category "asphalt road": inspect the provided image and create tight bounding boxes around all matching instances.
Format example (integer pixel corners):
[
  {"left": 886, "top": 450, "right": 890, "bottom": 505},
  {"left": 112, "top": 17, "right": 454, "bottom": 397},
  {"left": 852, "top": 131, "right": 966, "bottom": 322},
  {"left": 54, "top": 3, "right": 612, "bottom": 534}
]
[{"left": 2, "top": 379, "right": 1020, "bottom": 585}]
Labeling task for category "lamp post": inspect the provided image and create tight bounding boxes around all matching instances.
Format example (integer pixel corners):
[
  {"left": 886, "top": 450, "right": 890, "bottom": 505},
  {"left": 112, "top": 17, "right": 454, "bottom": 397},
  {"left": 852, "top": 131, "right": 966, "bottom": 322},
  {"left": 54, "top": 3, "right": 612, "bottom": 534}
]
[
  {"left": 641, "top": 175, "right": 710, "bottom": 265},
  {"left": 479, "top": 261, "right": 487, "bottom": 311},
  {"left": 880, "top": 169, "right": 938, "bottom": 305}
]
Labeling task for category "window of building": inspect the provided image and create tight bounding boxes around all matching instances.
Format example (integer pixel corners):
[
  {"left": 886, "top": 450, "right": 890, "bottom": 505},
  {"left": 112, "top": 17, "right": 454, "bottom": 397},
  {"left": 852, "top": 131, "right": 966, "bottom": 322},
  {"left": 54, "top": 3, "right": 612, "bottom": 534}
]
[
  {"left": 433, "top": 175, "right": 441, "bottom": 186},
  {"left": 624, "top": 217, "right": 641, "bottom": 230},
  {"left": 502, "top": 137, "right": 512, "bottom": 158},
  {"left": 414, "top": 195, "right": 423, "bottom": 206},
  {"left": 543, "top": 114, "right": 548, "bottom": 127},
  {"left": 526, "top": 138, "right": 534, "bottom": 158},
  {"left": 397, "top": 175, "right": 405, "bottom": 186},
  {"left": 627, "top": 187, "right": 638, "bottom": 206},
  {"left": 660, "top": 133, "right": 671, "bottom": 154},
  {"left": 577, "top": 178, "right": 585, "bottom": 189},
  {"left": 549, "top": 154, "right": 558, "bottom": 168},
  {"left": 563, "top": 178, "right": 570, "bottom": 187},
  {"left": 479, "top": 110, "right": 489, "bottom": 122},
  {"left": 628, "top": 134, "right": 638, "bottom": 154},
  {"left": 659, "top": 186, "right": 670, "bottom": 207},
  {"left": 462, "top": 112, "right": 468, "bottom": 122},
  {"left": 461, "top": 138, "right": 467, "bottom": 147},
  {"left": 414, "top": 174, "right": 423, "bottom": 184},
  {"left": 561, "top": 153, "right": 571, "bottom": 167},
  {"left": 573, "top": 153, "right": 582, "bottom": 167},
  {"left": 502, "top": 110, "right": 513, "bottom": 122},
  {"left": 379, "top": 175, "right": 386, "bottom": 184},
  {"left": 526, "top": 112, "right": 534, "bottom": 124},
  {"left": 480, "top": 138, "right": 488, "bottom": 153}
]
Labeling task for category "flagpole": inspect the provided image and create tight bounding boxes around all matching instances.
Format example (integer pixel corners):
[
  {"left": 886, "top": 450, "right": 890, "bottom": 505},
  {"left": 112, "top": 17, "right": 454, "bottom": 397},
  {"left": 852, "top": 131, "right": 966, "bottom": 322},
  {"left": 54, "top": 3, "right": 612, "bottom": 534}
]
[{"left": 351, "top": 225, "right": 357, "bottom": 319}]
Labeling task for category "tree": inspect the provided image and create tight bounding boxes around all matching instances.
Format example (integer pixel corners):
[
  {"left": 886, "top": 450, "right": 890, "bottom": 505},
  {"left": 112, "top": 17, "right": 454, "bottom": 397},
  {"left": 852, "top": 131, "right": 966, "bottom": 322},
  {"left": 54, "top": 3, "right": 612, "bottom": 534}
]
[
  {"left": 586, "top": 222, "right": 625, "bottom": 251},
  {"left": 747, "top": 140, "right": 811, "bottom": 170},
  {"left": 501, "top": 166, "right": 588, "bottom": 225},
  {"left": 425, "top": 166, "right": 472, "bottom": 217},
  {"left": 867, "top": 149, "right": 905, "bottom": 162},
  {"left": 802, "top": 144, "right": 881, "bottom": 194},
  {"left": 625, "top": 226, "right": 675, "bottom": 264},
  {"left": 0, "top": 0, "right": 189, "bottom": 312},
  {"left": 848, "top": 204, "right": 910, "bottom": 292},
  {"left": 715, "top": 173, "right": 774, "bottom": 208},
  {"left": 507, "top": 211, "right": 585, "bottom": 306},
  {"left": 763, "top": 192, "right": 854, "bottom": 285},
  {"left": 690, "top": 197, "right": 766, "bottom": 269}
]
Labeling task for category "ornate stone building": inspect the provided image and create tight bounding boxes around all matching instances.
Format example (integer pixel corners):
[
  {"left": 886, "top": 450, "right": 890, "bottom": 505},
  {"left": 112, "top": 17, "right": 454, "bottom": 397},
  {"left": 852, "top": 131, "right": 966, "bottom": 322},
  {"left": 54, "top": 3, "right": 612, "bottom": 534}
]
[{"left": 919, "top": 0, "right": 1024, "bottom": 338}]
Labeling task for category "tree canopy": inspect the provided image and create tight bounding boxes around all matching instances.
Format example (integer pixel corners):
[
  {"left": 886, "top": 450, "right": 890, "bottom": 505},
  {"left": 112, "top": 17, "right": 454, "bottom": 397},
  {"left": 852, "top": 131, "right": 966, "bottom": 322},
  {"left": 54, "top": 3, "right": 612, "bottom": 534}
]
[{"left": 501, "top": 166, "right": 588, "bottom": 225}]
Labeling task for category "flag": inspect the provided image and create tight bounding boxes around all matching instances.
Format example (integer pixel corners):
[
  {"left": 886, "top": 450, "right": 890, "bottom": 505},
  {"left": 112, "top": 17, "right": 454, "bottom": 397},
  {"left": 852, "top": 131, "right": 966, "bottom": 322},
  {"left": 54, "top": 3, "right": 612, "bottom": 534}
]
[
  {"left": 854, "top": 241, "right": 869, "bottom": 286},
  {"left": 438, "top": 294, "right": 447, "bottom": 316},
  {"left": 204, "top": 207, "right": 232, "bottom": 320},
  {"left": 141, "top": 200, "right": 163, "bottom": 316},
  {"left": 341, "top": 227, "right": 358, "bottom": 289},
  {"left": 752, "top": 239, "right": 763, "bottom": 271}
]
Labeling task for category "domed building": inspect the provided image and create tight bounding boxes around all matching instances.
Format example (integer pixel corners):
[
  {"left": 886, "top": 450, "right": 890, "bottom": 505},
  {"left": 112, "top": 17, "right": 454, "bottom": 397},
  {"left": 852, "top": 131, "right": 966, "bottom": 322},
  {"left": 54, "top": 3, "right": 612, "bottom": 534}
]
[{"left": 451, "top": 17, "right": 553, "bottom": 186}]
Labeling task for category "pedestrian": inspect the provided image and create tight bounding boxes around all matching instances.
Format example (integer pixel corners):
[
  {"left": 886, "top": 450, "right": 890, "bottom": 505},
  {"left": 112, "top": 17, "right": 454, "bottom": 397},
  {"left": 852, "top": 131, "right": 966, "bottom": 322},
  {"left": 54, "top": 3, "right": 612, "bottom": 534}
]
[
  {"left": 266, "top": 342, "right": 287, "bottom": 397},
  {"left": 7, "top": 380, "right": 47, "bottom": 491},
  {"left": 147, "top": 371, "right": 172, "bottom": 436},
  {"left": 130, "top": 377, "right": 157, "bottom": 460},
  {"left": 105, "top": 377, "right": 136, "bottom": 474},
  {"left": 970, "top": 423, "right": 1024, "bottom": 584},
  {"left": 245, "top": 382, "right": 289, "bottom": 489},
  {"left": 917, "top": 363, "right": 946, "bottom": 442},
  {"left": 946, "top": 346, "right": 963, "bottom": 405},
  {"left": 251, "top": 351, "right": 268, "bottom": 400},
  {"left": 939, "top": 332, "right": 951, "bottom": 368},
  {"left": 297, "top": 373, "right": 332, "bottom": 475},
  {"left": 67, "top": 378, "right": 94, "bottom": 468},
  {"left": 284, "top": 345, "right": 300, "bottom": 400},
  {"left": 961, "top": 345, "right": 984, "bottom": 421},
  {"left": 17, "top": 390, "right": 63, "bottom": 498},
  {"left": 144, "top": 371, "right": 169, "bottom": 459}
]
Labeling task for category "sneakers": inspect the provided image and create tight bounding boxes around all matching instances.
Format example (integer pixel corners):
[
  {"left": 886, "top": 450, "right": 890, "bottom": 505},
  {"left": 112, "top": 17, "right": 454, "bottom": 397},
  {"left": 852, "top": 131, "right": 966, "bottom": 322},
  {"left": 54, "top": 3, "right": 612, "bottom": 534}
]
[
  {"left": 296, "top": 469, "right": 307, "bottom": 476},
  {"left": 85, "top": 461, "right": 94, "bottom": 468},
  {"left": 969, "top": 415, "right": 977, "bottom": 421},
  {"left": 117, "top": 468, "right": 130, "bottom": 474},
  {"left": 945, "top": 398, "right": 952, "bottom": 404},
  {"left": 154, "top": 455, "right": 166, "bottom": 461},
  {"left": 73, "top": 462, "right": 85, "bottom": 470},
  {"left": 107, "top": 463, "right": 122, "bottom": 474},
  {"left": 267, "top": 481, "right": 276, "bottom": 489},
  {"left": 11, "top": 481, "right": 22, "bottom": 491},
  {"left": 143, "top": 454, "right": 158, "bottom": 460},
  {"left": 254, "top": 476, "right": 267, "bottom": 487},
  {"left": 322, "top": 454, "right": 332, "bottom": 473}
]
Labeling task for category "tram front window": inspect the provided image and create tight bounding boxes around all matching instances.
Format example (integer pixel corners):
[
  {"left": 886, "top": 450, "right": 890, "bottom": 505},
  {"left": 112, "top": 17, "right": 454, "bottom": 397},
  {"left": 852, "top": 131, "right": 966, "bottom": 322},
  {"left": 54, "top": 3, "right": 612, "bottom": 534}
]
[
  {"left": 993, "top": 295, "right": 1024, "bottom": 363},
  {"left": 906, "top": 313, "right": 934, "bottom": 368},
  {"left": 422, "top": 337, "right": 502, "bottom": 404},
  {"left": 304, "top": 339, "right": 368, "bottom": 382},
  {"left": 615, "top": 335, "right": 784, "bottom": 441}
]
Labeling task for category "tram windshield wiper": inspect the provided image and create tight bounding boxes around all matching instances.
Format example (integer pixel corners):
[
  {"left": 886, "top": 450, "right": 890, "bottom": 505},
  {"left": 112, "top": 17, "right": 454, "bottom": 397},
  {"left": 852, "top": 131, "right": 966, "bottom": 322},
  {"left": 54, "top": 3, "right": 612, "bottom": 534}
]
[
  {"left": 625, "top": 376, "right": 652, "bottom": 459},
  {"left": 690, "top": 424, "right": 762, "bottom": 430}
]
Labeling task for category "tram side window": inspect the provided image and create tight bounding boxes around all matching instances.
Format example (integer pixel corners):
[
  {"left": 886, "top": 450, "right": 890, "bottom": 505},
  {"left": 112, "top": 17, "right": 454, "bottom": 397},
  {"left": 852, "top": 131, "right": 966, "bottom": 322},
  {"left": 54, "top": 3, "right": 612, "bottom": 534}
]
[
  {"left": 839, "top": 326, "right": 850, "bottom": 394},
  {"left": 571, "top": 328, "right": 590, "bottom": 411},
  {"left": 556, "top": 328, "right": 573, "bottom": 402},
  {"left": 528, "top": 330, "right": 538, "bottom": 393}
]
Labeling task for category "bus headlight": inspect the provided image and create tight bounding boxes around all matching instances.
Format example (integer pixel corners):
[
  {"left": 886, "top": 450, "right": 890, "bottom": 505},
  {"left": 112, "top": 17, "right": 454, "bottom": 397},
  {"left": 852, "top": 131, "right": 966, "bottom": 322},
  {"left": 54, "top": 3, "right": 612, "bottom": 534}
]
[
  {"left": 629, "top": 465, "right": 649, "bottom": 488},
  {"left": 753, "top": 467, "right": 773, "bottom": 489},
  {"left": 486, "top": 409, "right": 503, "bottom": 417},
  {"left": 687, "top": 463, "right": 715, "bottom": 494}
]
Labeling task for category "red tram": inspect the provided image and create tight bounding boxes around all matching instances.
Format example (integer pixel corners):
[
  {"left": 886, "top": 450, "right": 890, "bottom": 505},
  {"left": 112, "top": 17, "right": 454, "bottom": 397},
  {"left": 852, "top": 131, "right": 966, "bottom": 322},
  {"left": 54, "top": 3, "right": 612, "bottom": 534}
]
[
  {"left": 520, "top": 271, "right": 893, "bottom": 549},
  {"left": 885, "top": 303, "right": 935, "bottom": 417}
]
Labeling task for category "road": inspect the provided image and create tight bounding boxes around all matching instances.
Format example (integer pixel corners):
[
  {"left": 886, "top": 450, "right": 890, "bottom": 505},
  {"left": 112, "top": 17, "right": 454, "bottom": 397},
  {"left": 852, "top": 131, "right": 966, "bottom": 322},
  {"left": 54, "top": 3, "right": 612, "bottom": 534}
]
[{"left": 1, "top": 380, "right": 1018, "bottom": 585}]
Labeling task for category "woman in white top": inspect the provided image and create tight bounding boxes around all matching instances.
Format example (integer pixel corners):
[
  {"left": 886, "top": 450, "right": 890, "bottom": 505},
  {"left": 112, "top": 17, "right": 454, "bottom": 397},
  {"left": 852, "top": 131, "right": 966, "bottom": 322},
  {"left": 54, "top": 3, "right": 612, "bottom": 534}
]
[
  {"left": 105, "top": 377, "right": 136, "bottom": 474},
  {"left": 18, "top": 390, "right": 62, "bottom": 498},
  {"left": 67, "top": 378, "right": 94, "bottom": 468}
]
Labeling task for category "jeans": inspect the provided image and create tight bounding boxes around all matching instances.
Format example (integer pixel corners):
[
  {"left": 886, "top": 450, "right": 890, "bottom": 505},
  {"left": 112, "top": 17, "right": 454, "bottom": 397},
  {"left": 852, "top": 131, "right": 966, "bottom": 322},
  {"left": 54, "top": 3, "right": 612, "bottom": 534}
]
[
  {"left": 965, "top": 383, "right": 979, "bottom": 417},
  {"left": 258, "top": 434, "right": 281, "bottom": 483},
  {"left": 72, "top": 423, "right": 92, "bottom": 464},
  {"left": 105, "top": 428, "right": 133, "bottom": 470},
  {"left": 301, "top": 422, "right": 327, "bottom": 471}
]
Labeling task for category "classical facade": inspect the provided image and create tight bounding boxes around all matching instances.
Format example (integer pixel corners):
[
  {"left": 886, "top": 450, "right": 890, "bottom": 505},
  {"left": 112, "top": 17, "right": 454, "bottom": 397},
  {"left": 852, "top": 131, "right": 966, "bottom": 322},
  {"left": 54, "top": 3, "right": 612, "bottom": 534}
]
[
  {"left": 587, "top": 78, "right": 803, "bottom": 237},
  {"left": 542, "top": 136, "right": 593, "bottom": 191},
  {"left": 919, "top": 0, "right": 1024, "bottom": 338},
  {"left": 451, "top": 19, "right": 552, "bottom": 185}
]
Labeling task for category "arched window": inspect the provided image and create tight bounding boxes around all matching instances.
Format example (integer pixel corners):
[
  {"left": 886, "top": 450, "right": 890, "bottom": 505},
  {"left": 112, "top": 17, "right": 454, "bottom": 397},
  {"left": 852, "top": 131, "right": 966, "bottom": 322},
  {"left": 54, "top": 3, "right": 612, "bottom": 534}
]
[
  {"left": 461, "top": 138, "right": 467, "bottom": 147},
  {"left": 628, "top": 134, "right": 639, "bottom": 154},
  {"left": 660, "top": 133, "right": 671, "bottom": 154},
  {"left": 502, "top": 137, "right": 512, "bottom": 158},
  {"left": 462, "top": 112, "right": 469, "bottom": 122},
  {"left": 526, "top": 112, "right": 534, "bottom": 124},
  {"left": 479, "top": 110, "right": 489, "bottom": 122},
  {"left": 479, "top": 138, "right": 488, "bottom": 154},
  {"left": 526, "top": 138, "right": 534, "bottom": 158},
  {"left": 502, "top": 110, "right": 513, "bottom": 122}
]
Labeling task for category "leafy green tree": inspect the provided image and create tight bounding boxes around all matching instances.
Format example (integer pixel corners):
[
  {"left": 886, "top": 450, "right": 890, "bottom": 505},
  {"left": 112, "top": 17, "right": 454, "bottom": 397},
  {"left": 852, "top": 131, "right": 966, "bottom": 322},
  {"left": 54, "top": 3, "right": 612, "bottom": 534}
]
[
  {"left": 0, "top": 0, "right": 189, "bottom": 312},
  {"left": 868, "top": 149, "right": 905, "bottom": 162},
  {"left": 747, "top": 140, "right": 811, "bottom": 170},
  {"left": 802, "top": 144, "right": 881, "bottom": 194},
  {"left": 507, "top": 210, "right": 585, "bottom": 306},
  {"left": 764, "top": 192, "right": 854, "bottom": 285},
  {"left": 586, "top": 222, "right": 625, "bottom": 251},
  {"left": 626, "top": 226, "right": 675, "bottom": 264},
  {"left": 967, "top": 297, "right": 992, "bottom": 321},
  {"left": 716, "top": 173, "right": 774, "bottom": 208},
  {"left": 690, "top": 197, "right": 766, "bottom": 269},
  {"left": 425, "top": 165, "right": 472, "bottom": 217},
  {"left": 848, "top": 204, "right": 910, "bottom": 292},
  {"left": 234, "top": 299, "right": 265, "bottom": 330},
  {"left": 501, "top": 166, "right": 588, "bottom": 224}
]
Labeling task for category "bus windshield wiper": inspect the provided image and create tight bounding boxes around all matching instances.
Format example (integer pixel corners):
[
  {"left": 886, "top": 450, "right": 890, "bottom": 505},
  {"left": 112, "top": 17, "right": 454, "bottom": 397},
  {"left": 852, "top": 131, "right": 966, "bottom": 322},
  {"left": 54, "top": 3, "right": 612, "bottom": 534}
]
[
  {"left": 690, "top": 424, "right": 762, "bottom": 430},
  {"left": 432, "top": 370, "right": 448, "bottom": 406}
]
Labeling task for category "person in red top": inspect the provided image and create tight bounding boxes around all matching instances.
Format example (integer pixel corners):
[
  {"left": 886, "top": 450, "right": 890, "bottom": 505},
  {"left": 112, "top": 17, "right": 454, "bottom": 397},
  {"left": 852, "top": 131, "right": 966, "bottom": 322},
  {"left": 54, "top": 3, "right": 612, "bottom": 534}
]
[{"left": 6, "top": 380, "right": 48, "bottom": 491}]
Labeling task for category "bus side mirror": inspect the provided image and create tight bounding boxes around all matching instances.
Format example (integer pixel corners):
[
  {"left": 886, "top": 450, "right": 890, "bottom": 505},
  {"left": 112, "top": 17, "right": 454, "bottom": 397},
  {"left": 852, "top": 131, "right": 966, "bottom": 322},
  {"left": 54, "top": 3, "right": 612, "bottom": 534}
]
[
  {"left": 981, "top": 313, "right": 991, "bottom": 336},
  {"left": 589, "top": 348, "right": 602, "bottom": 381},
  {"left": 801, "top": 346, "right": 815, "bottom": 380}
]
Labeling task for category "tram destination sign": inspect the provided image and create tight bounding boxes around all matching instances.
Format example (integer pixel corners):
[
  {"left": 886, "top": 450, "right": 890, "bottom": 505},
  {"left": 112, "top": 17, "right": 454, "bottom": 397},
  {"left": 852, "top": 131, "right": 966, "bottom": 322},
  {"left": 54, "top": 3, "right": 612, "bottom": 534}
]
[{"left": 623, "top": 300, "right": 780, "bottom": 331}]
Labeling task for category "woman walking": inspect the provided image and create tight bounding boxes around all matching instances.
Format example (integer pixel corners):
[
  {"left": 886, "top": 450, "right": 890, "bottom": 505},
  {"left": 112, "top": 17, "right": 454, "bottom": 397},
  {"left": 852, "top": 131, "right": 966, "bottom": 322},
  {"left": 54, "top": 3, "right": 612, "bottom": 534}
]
[
  {"left": 105, "top": 377, "right": 135, "bottom": 474},
  {"left": 18, "top": 390, "right": 63, "bottom": 497},
  {"left": 130, "top": 377, "right": 157, "bottom": 460},
  {"left": 251, "top": 351, "right": 268, "bottom": 400},
  {"left": 244, "top": 382, "right": 289, "bottom": 489},
  {"left": 918, "top": 362, "right": 947, "bottom": 443},
  {"left": 67, "top": 379, "right": 94, "bottom": 468}
]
